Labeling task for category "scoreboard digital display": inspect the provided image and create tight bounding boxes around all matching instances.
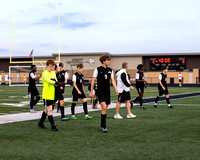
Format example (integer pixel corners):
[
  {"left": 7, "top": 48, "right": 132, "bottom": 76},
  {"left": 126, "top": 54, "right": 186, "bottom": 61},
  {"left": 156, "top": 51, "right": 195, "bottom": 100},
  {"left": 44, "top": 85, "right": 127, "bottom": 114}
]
[{"left": 150, "top": 57, "right": 186, "bottom": 70}]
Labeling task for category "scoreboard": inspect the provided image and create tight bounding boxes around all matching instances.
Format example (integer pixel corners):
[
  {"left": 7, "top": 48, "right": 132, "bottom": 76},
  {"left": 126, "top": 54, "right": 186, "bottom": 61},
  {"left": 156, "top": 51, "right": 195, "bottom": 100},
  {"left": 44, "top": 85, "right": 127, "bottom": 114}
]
[{"left": 150, "top": 57, "right": 186, "bottom": 70}]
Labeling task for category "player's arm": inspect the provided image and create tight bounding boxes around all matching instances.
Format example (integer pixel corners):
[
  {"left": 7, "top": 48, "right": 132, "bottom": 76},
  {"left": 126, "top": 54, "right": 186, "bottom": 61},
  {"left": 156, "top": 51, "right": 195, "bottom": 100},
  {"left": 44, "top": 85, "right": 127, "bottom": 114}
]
[
  {"left": 90, "top": 77, "right": 96, "bottom": 98},
  {"left": 121, "top": 73, "right": 134, "bottom": 90},
  {"left": 64, "top": 72, "right": 68, "bottom": 85},
  {"left": 158, "top": 74, "right": 165, "bottom": 90},
  {"left": 111, "top": 70, "right": 119, "bottom": 95},
  {"left": 55, "top": 63, "right": 60, "bottom": 74},
  {"left": 30, "top": 73, "right": 40, "bottom": 81},
  {"left": 72, "top": 74, "right": 82, "bottom": 94}
]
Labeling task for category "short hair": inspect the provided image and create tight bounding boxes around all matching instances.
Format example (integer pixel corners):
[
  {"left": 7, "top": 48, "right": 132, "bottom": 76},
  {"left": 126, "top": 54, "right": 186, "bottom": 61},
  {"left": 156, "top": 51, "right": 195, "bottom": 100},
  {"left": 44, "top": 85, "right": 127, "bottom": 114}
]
[
  {"left": 31, "top": 65, "right": 36, "bottom": 69},
  {"left": 99, "top": 54, "right": 111, "bottom": 64},
  {"left": 137, "top": 64, "right": 144, "bottom": 70},
  {"left": 77, "top": 64, "right": 83, "bottom": 68},
  {"left": 122, "top": 62, "right": 128, "bottom": 68},
  {"left": 162, "top": 66, "right": 168, "bottom": 71},
  {"left": 46, "top": 59, "right": 55, "bottom": 66},
  {"left": 59, "top": 62, "right": 64, "bottom": 68}
]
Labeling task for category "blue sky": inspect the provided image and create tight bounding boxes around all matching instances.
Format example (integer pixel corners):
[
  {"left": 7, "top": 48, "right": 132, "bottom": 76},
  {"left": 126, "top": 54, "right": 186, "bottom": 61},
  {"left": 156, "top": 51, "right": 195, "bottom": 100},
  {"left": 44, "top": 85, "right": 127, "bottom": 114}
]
[{"left": 0, "top": 0, "right": 200, "bottom": 57}]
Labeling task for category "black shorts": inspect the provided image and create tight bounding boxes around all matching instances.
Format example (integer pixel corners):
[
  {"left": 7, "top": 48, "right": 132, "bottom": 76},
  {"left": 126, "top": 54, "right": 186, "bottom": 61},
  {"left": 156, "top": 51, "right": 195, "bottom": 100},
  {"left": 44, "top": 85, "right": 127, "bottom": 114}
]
[
  {"left": 158, "top": 88, "right": 169, "bottom": 96},
  {"left": 55, "top": 88, "right": 64, "bottom": 101},
  {"left": 28, "top": 87, "right": 39, "bottom": 97},
  {"left": 179, "top": 79, "right": 182, "bottom": 82},
  {"left": 43, "top": 99, "right": 54, "bottom": 107},
  {"left": 96, "top": 90, "right": 110, "bottom": 105},
  {"left": 136, "top": 86, "right": 144, "bottom": 93},
  {"left": 118, "top": 91, "right": 131, "bottom": 103},
  {"left": 72, "top": 92, "right": 86, "bottom": 101}
]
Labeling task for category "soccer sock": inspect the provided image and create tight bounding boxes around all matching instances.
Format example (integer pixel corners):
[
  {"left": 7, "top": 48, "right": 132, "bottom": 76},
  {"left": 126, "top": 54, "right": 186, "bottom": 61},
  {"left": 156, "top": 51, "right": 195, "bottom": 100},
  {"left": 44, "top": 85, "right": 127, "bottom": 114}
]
[
  {"left": 139, "top": 97, "right": 143, "bottom": 107},
  {"left": 166, "top": 98, "right": 171, "bottom": 106},
  {"left": 71, "top": 103, "right": 76, "bottom": 116},
  {"left": 39, "top": 111, "right": 47, "bottom": 124},
  {"left": 133, "top": 96, "right": 140, "bottom": 103},
  {"left": 83, "top": 102, "right": 88, "bottom": 115},
  {"left": 57, "top": 102, "right": 60, "bottom": 111},
  {"left": 33, "top": 96, "right": 40, "bottom": 106},
  {"left": 30, "top": 97, "right": 34, "bottom": 109},
  {"left": 48, "top": 115, "right": 54, "bottom": 127},
  {"left": 60, "top": 106, "right": 65, "bottom": 118},
  {"left": 155, "top": 96, "right": 160, "bottom": 104},
  {"left": 101, "top": 114, "right": 107, "bottom": 128}
]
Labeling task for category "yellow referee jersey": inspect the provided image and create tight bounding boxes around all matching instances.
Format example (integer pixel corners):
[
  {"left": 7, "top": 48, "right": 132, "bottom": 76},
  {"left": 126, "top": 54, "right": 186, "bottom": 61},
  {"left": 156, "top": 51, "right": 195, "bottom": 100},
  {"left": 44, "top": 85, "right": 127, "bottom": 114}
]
[{"left": 42, "top": 70, "right": 57, "bottom": 100}]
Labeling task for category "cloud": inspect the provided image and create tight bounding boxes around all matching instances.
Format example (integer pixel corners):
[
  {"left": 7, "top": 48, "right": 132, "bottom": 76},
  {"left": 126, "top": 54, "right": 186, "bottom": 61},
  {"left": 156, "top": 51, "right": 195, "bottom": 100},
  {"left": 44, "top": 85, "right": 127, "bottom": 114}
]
[
  {"left": 0, "top": 48, "right": 7, "bottom": 52},
  {"left": 35, "top": 12, "right": 96, "bottom": 29}
]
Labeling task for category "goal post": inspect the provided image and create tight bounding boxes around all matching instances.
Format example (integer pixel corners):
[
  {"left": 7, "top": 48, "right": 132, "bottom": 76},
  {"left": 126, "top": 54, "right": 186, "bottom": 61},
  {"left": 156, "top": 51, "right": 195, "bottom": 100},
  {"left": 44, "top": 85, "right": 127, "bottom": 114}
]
[{"left": 9, "top": 66, "right": 44, "bottom": 86}]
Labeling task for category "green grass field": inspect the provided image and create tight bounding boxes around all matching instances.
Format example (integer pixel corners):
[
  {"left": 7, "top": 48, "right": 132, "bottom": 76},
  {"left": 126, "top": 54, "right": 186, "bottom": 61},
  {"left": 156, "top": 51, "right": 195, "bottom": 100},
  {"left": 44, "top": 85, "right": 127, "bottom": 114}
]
[{"left": 0, "top": 85, "right": 200, "bottom": 160}]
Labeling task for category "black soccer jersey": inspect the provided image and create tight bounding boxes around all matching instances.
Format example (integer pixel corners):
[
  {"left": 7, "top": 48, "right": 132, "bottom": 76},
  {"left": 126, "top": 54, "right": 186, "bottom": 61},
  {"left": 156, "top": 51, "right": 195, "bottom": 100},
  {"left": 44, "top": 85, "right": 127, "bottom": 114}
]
[
  {"left": 136, "top": 71, "right": 144, "bottom": 87},
  {"left": 73, "top": 72, "right": 84, "bottom": 92},
  {"left": 56, "top": 70, "right": 66, "bottom": 86},
  {"left": 158, "top": 72, "right": 167, "bottom": 89},
  {"left": 95, "top": 66, "right": 113, "bottom": 93},
  {"left": 29, "top": 71, "right": 36, "bottom": 88}
]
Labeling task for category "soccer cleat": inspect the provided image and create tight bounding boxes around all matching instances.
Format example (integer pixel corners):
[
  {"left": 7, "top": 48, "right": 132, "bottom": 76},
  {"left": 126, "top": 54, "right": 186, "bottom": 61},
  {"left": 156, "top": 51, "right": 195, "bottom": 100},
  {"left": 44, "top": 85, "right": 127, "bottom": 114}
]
[
  {"left": 168, "top": 105, "right": 174, "bottom": 109},
  {"left": 154, "top": 104, "right": 157, "bottom": 108},
  {"left": 30, "top": 109, "right": 36, "bottom": 113},
  {"left": 61, "top": 117, "right": 70, "bottom": 121},
  {"left": 71, "top": 115, "right": 78, "bottom": 120},
  {"left": 38, "top": 123, "right": 47, "bottom": 129},
  {"left": 140, "top": 106, "right": 146, "bottom": 110},
  {"left": 100, "top": 127, "right": 108, "bottom": 133},
  {"left": 51, "top": 125, "right": 58, "bottom": 131},
  {"left": 127, "top": 113, "right": 136, "bottom": 119},
  {"left": 85, "top": 115, "right": 93, "bottom": 120},
  {"left": 114, "top": 114, "right": 123, "bottom": 119}
]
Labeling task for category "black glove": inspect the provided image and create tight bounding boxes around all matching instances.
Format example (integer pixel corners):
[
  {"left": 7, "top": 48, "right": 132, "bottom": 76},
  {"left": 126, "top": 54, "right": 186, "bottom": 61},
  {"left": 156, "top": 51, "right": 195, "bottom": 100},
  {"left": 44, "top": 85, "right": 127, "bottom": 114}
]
[{"left": 51, "top": 78, "right": 58, "bottom": 85}]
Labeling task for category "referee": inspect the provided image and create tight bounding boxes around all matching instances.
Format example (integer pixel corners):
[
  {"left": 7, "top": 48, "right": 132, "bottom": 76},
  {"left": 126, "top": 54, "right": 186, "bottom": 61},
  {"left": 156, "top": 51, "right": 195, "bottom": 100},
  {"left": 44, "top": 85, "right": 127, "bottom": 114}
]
[
  {"left": 90, "top": 54, "right": 119, "bottom": 133},
  {"left": 114, "top": 62, "right": 136, "bottom": 119}
]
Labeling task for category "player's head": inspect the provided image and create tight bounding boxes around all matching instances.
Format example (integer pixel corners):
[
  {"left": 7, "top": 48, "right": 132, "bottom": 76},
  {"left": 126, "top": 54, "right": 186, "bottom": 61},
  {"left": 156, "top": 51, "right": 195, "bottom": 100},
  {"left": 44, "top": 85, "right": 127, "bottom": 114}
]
[
  {"left": 31, "top": 65, "right": 37, "bottom": 72},
  {"left": 99, "top": 54, "right": 111, "bottom": 66},
  {"left": 137, "top": 64, "right": 144, "bottom": 72},
  {"left": 46, "top": 59, "right": 55, "bottom": 71},
  {"left": 122, "top": 62, "right": 128, "bottom": 70},
  {"left": 59, "top": 62, "right": 64, "bottom": 70},
  {"left": 77, "top": 64, "right": 83, "bottom": 73},
  {"left": 162, "top": 66, "right": 168, "bottom": 73}
]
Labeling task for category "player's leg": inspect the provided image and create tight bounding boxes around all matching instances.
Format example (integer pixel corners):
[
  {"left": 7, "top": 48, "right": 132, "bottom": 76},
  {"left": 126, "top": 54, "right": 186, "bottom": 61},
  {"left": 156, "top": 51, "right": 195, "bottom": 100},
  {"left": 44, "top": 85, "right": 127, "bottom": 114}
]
[
  {"left": 130, "top": 87, "right": 140, "bottom": 107},
  {"left": 114, "top": 92, "right": 123, "bottom": 119},
  {"left": 166, "top": 94, "right": 173, "bottom": 108},
  {"left": 31, "top": 88, "right": 40, "bottom": 112},
  {"left": 91, "top": 95, "right": 94, "bottom": 108},
  {"left": 100, "top": 102, "right": 108, "bottom": 132},
  {"left": 38, "top": 100, "right": 48, "bottom": 129},
  {"left": 81, "top": 96, "right": 93, "bottom": 120},
  {"left": 154, "top": 94, "right": 161, "bottom": 108},
  {"left": 71, "top": 100, "right": 77, "bottom": 119},
  {"left": 139, "top": 92, "right": 145, "bottom": 110},
  {"left": 45, "top": 102, "right": 58, "bottom": 131}
]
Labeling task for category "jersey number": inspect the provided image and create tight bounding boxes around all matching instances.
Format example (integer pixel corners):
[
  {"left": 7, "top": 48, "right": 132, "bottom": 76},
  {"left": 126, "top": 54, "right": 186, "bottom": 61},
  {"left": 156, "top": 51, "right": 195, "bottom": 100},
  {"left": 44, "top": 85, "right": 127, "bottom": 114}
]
[{"left": 104, "top": 74, "right": 107, "bottom": 79}]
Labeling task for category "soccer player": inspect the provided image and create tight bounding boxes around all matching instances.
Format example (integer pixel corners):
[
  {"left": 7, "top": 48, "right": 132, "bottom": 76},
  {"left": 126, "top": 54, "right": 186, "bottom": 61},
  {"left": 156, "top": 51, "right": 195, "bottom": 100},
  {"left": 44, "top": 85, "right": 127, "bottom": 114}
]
[
  {"left": 114, "top": 62, "right": 136, "bottom": 119},
  {"left": 178, "top": 72, "right": 182, "bottom": 86},
  {"left": 154, "top": 66, "right": 174, "bottom": 109},
  {"left": 28, "top": 65, "right": 40, "bottom": 113},
  {"left": 71, "top": 64, "right": 93, "bottom": 120},
  {"left": 38, "top": 60, "right": 58, "bottom": 131},
  {"left": 88, "top": 83, "right": 98, "bottom": 109},
  {"left": 54, "top": 63, "right": 70, "bottom": 121},
  {"left": 90, "top": 54, "right": 119, "bottom": 133},
  {"left": 130, "top": 64, "right": 147, "bottom": 110}
]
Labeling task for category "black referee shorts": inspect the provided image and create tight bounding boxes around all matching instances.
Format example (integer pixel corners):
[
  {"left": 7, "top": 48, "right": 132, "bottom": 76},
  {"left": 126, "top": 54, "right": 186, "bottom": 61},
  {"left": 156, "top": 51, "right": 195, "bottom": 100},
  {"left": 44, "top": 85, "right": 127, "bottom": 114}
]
[
  {"left": 43, "top": 99, "right": 54, "bottom": 107},
  {"left": 55, "top": 88, "right": 64, "bottom": 101},
  {"left": 118, "top": 91, "right": 131, "bottom": 103}
]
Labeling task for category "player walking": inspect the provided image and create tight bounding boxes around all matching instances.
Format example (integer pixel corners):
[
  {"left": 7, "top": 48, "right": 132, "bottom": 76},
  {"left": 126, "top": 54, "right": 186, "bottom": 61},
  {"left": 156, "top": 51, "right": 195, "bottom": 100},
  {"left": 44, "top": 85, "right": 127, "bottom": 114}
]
[
  {"left": 71, "top": 64, "right": 93, "bottom": 120},
  {"left": 90, "top": 54, "right": 119, "bottom": 133},
  {"left": 28, "top": 65, "right": 40, "bottom": 113},
  {"left": 55, "top": 63, "right": 70, "bottom": 121},
  {"left": 154, "top": 66, "right": 174, "bottom": 108},
  {"left": 130, "top": 64, "right": 147, "bottom": 110},
  {"left": 114, "top": 62, "right": 136, "bottom": 119},
  {"left": 38, "top": 60, "right": 58, "bottom": 131}
]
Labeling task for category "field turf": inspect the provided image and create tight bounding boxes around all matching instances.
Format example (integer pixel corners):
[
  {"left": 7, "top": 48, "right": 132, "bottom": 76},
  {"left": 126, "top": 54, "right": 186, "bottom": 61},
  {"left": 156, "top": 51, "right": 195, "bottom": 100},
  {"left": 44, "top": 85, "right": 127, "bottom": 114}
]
[{"left": 0, "top": 85, "right": 200, "bottom": 160}]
